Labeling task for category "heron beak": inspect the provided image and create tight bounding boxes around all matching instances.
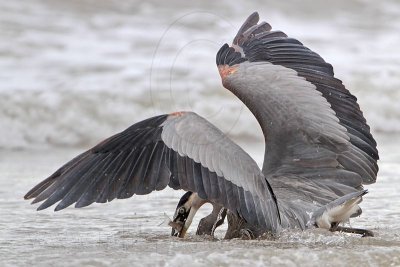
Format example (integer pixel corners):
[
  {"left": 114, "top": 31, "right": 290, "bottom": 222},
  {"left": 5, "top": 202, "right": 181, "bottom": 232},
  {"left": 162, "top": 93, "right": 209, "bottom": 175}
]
[
  {"left": 170, "top": 192, "right": 207, "bottom": 238},
  {"left": 170, "top": 210, "right": 188, "bottom": 237},
  {"left": 170, "top": 207, "right": 200, "bottom": 238}
]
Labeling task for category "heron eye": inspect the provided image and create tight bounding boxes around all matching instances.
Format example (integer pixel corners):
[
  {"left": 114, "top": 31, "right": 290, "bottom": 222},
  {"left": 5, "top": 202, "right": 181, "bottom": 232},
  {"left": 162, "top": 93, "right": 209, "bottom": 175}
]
[{"left": 178, "top": 207, "right": 186, "bottom": 214}]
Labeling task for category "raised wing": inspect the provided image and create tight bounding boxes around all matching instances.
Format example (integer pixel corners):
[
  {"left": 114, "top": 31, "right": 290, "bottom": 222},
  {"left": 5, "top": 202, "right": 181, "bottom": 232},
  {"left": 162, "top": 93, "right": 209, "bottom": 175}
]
[
  {"left": 25, "top": 112, "right": 280, "bottom": 231},
  {"left": 216, "top": 13, "right": 379, "bottom": 227}
]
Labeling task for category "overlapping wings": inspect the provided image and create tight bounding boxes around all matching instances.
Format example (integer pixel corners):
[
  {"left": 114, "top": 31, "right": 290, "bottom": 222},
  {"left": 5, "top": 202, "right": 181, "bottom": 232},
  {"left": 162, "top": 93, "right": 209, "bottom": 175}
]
[{"left": 25, "top": 112, "right": 280, "bottom": 231}]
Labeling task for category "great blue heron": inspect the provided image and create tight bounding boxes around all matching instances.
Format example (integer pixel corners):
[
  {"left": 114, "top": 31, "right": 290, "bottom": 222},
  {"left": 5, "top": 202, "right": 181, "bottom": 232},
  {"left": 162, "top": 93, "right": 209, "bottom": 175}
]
[{"left": 24, "top": 12, "right": 378, "bottom": 239}]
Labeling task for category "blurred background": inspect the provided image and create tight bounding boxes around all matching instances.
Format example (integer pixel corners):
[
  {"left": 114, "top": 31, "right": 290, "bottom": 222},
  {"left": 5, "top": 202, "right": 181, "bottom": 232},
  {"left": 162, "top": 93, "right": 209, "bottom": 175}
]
[
  {"left": 1, "top": 0, "right": 399, "bottom": 151},
  {"left": 1, "top": 1, "right": 400, "bottom": 266}
]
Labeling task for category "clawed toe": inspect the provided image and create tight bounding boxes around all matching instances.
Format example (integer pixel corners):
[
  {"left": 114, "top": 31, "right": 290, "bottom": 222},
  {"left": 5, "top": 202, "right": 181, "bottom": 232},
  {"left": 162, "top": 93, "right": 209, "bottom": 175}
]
[
  {"left": 240, "top": 229, "right": 255, "bottom": 240},
  {"left": 333, "top": 226, "right": 374, "bottom": 237}
]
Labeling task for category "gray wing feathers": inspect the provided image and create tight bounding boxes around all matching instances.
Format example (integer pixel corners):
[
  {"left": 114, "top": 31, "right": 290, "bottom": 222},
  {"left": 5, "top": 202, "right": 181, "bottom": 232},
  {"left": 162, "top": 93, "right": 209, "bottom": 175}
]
[
  {"left": 216, "top": 12, "right": 380, "bottom": 228},
  {"left": 225, "top": 63, "right": 350, "bottom": 195},
  {"left": 161, "top": 112, "right": 280, "bottom": 230},
  {"left": 161, "top": 112, "right": 262, "bottom": 192},
  {"left": 233, "top": 12, "right": 266, "bottom": 46},
  {"left": 223, "top": 61, "right": 366, "bottom": 227},
  {"left": 225, "top": 12, "right": 379, "bottom": 185},
  {"left": 25, "top": 112, "right": 281, "bottom": 231},
  {"left": 25, "top": 115, "right": 171, "bottom": 210}
]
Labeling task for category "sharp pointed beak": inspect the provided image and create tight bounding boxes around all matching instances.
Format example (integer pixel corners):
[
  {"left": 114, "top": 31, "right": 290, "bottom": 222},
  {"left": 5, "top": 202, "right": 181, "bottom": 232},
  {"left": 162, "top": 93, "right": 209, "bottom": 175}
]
[
  {"left": 170, "top": 207, "right": 198, "bottom": 238},
  {"left": 170, "top": 192, "right": 207, "bottom": 238},
  {"left": 171, "top": 226, "right": 181, "bottom": 237},
  {"left": 170, "top": 209, "right": 189, "bottom": 237}
]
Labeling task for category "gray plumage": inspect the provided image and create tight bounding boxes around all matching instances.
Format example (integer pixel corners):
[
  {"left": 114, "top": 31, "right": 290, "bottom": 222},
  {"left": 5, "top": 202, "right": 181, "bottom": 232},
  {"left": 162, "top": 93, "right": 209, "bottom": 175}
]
[
  {"left": 25, "top": 112, "right": 280, "bottom": 232},
  {"left": 25, "top": 12, "right": 378, "bottom": 237},
  {"left": 216, "top": 12, "right": 378, "bottom": 230}
]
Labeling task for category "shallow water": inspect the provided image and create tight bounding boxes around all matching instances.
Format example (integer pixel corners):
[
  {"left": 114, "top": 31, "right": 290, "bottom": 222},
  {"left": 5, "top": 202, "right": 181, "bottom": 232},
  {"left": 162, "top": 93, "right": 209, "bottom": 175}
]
[
  {"left": 1, "top": 0, "right": 400, "bottom": 266},
  {"left": 1, "top": 135, "right": 399, "bottom": 266}
]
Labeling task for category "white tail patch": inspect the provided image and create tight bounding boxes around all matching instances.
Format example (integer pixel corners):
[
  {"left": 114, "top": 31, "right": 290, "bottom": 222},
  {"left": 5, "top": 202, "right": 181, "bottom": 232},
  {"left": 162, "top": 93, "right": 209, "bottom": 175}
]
[{"left": 315, "top": 194, "right": 364, "bottom": 229}]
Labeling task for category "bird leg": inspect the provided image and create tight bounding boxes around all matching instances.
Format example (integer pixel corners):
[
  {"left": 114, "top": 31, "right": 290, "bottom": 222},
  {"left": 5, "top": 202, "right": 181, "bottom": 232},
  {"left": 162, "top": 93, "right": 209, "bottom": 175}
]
[
  {"left": 224, "top": 211, "right": 247, "bottom": 239},
  {"left": 224, "top": 210, "right": 261, "bottom": 239},
  {"left": 211, "top": 207, "right": 227, "bottom": 235},
  {"left": 239, "top": 228, "right": 255, "bottom": 240},
  {"left": 330, "top": 222, "right": 374, "bottom": 237},
  {"left": 196, "top": 203, "right": 226, "bottom": 236}
]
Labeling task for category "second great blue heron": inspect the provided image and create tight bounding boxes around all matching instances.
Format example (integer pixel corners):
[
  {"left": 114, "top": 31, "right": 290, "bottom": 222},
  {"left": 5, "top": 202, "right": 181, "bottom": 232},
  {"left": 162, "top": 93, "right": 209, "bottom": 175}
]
[{"left": 24, "top": 12, "right": 378, "bottom": 239}]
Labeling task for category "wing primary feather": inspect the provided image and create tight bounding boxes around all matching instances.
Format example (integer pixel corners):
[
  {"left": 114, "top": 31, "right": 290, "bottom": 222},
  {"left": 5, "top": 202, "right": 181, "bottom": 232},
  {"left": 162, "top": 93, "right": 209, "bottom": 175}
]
[
  {"left": 140, "top": 142, "right": 165, "bottom": 192},
  {"left": 192, "top": 162, "right": 207, "bottom": 199},
  {"left": 36, "top": 154, "right": 104, "bottom": 211},
  {"left": 167, "top": 148, "right": 180, "bottom": 190},
  {"left": 176, "top": 155, "right": 189, "bottom": 190},
  {"left": 53, "top": 154, "right": 114, "bottom": 211},
  {"left": 200, "top": 164, "right": 211, "bottom": 198},
  {"left": 184, "top": 156, "right": 195, "bottom": 191},
  {"left": 107, "top": 148, "right": 141, "bottom": 201},
  {"left": 95, "top": 150, "right": 132, "bottom": 203},
  {"left": 25, "top": 151, "right": 91, "bottom": 199},
  {"left": 154, "top": 144, "right": 171, "bottom": 191},
  {"left": 135, "top": 143, "right": 160, "bottom": 195},
  {"left": 118, "top": 147, "right": 148, "bottom": 198},
  {"left": 233, "top": 11, "right": 260, "bottom": 45},
  {"left": 35, "top": 155, "right": 102, "bottom": 210},
  {"left": 75, "top": 152, "right": 125, "bottom": 208},
  {"left": 208, "top": 171, "right": 220, "bottom": 200}
]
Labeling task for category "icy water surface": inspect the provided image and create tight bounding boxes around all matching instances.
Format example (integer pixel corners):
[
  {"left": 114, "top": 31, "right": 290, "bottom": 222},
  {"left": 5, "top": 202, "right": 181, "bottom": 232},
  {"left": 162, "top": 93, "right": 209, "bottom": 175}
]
[{"left": 0, "top": 136, "right": 399, "bottom": 267}]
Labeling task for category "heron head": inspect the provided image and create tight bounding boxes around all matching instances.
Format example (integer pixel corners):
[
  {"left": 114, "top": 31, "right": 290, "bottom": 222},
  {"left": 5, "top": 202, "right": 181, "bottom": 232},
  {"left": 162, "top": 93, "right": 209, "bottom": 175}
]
[{"left": 171, "top": 191, "right": 206, "bottom": 238}]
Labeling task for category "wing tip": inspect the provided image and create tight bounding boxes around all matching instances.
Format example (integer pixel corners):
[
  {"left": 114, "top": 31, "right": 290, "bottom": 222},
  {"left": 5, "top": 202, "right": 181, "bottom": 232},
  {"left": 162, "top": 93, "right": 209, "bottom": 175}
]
[
  {"left": 217, "top": 11, "right": 274, "bottom": 67},
  {"left": 36, "top": 203, "right": 49, "bottom": 211},
  {"left": 233, "top": 12, "right": 260, "bottom": 45},
  {"left": 74, "top": 199, "right": 92, "bottom": 209},
  {"left": 24, "top": 185, "right": 42, "bottom": 200},
  {"left": 54, "top": 205, "right": 64, "bottom": 212},
  {"left": 216, "top": 44, "right": 246, "bottom": 67}
]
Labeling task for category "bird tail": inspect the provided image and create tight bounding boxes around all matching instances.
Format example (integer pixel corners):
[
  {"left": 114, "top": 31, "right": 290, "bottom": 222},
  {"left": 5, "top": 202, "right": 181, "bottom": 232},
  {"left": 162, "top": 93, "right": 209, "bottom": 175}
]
[{"left": 309, "top": 190, "right": 368, "bottom": 229}]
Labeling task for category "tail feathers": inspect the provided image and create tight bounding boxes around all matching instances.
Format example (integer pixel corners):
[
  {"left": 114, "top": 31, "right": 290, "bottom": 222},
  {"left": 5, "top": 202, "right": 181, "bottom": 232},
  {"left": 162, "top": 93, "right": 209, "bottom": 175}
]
[{"left": 310, "top": 190, "right": 367, "bottom": 229}]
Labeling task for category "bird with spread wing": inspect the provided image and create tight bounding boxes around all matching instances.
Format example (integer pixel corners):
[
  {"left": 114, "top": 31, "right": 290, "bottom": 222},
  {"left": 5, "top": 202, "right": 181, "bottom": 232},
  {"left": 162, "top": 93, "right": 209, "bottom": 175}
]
[{"left": 25, "top": 12, "right": 378, "bottom": 239}]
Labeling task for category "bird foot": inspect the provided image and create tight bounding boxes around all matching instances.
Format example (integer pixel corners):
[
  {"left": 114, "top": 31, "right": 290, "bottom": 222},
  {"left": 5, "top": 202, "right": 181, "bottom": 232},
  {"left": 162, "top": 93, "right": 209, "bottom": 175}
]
[
  {"left": 331, "top": 225, "right": 374, "bottom": 237},
  {"left": 239, "top": 229, "right": 255, "bottom": 240}
]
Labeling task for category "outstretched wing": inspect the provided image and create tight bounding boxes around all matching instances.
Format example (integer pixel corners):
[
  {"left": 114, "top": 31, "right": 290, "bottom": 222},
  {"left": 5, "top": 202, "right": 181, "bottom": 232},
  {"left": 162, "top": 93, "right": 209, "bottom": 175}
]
[
  {"left": 25, "top": 112, "right": 280, "bottom": 231},
  {"left": 215, "top": 13, "right": 378, "bottom": 227},
  {"left": 217, "top": 12, "right": 378, "bottom": 185}
]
